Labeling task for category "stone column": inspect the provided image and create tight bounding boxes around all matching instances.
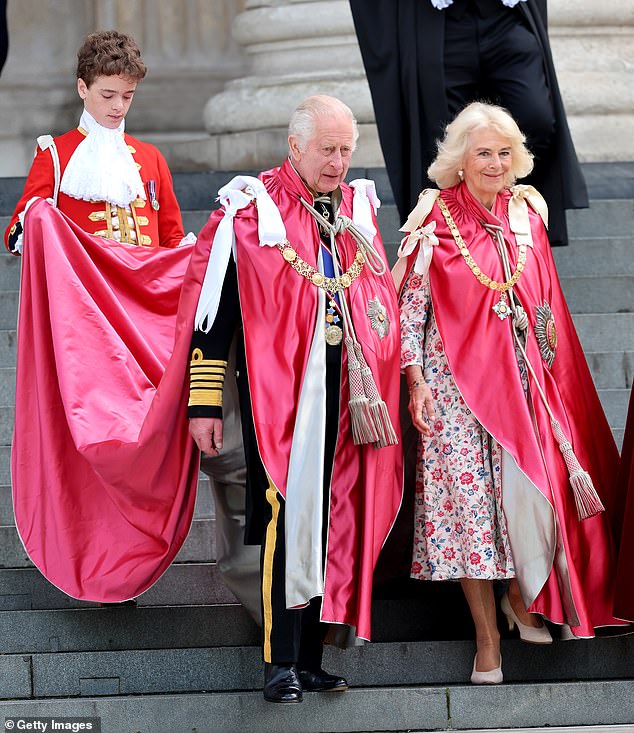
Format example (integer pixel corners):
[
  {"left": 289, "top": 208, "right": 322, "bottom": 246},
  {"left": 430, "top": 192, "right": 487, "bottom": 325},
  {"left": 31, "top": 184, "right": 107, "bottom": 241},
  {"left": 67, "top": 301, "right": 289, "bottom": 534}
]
[
  {"left": 0, "top": 0, "right": 93, "bottom": 175},
  {"left": 201, "top": 0, "right": 381, "bottom": 170},
  {"left": 201, "top": 0, "right": 634, "bottom": 171},
  {"left": 92, "top": 0, "right": 247, "bottom": 137},
  {"left": 0, "top": 0, "right": 245, "bottom": 175},
  {"left": 548, "top": 1, "right": 634, "bottom": 162}
]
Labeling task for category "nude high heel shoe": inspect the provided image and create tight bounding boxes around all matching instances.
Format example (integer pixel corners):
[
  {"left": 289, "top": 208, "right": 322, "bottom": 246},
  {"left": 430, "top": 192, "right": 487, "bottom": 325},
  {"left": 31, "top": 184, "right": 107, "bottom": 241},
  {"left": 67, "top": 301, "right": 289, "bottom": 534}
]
[
  {"left": 501, "top": 592, "right": 552, "bottom": 644},
  {"left": 470, "top": 654, "right": 503, "bottom": 685}
]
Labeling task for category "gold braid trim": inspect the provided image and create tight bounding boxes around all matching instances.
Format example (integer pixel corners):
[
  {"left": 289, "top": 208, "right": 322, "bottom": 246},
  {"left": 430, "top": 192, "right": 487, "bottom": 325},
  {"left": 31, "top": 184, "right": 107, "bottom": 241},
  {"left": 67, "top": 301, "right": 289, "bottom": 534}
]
[
  {"left": 277, "top": 240, "right": 365, "bottom": 292},
  {"left": 189, "top": 350, "right": 227, "bottom": 409},
  {"left": 437, "top": 197, "right": 526, "bottom": 293}
]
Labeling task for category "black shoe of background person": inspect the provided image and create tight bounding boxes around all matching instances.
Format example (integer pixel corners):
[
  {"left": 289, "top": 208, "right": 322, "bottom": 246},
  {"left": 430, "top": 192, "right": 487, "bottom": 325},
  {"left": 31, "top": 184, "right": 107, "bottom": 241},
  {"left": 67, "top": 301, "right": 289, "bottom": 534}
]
[
  {"left": 263, "top": 663, "right": 303, "bottom": 703},
  {"left": 298, "top": 668, "right": 349, "bottom": 692}
]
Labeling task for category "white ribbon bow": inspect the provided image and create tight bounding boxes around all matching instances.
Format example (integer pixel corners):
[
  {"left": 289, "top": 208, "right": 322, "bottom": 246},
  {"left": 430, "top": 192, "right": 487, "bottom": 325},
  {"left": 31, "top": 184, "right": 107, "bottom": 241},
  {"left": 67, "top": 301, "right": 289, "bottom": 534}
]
[
  {"left": 396, "top": 188, "right": 441, "bottom": 276},
  {"left": 508, "top": 184, "right": 549, "bottom": 248},
  {"left": 349, "top": 178, "right": 381, "bottom": 243},
  {"left": 217, "top": 176, "right": 287, "bottom": 248},
  {"left": 194, "top": 176, "right": 287, "bottom": 332},
  {"left": 397, "top": 221, "right": 439, "bottom": 276}
]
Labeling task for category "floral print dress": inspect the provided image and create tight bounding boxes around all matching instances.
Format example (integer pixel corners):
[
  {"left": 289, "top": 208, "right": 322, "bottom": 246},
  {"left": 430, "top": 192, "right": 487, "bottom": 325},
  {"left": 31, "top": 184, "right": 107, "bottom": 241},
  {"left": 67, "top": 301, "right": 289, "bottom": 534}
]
[{"left": 400, "top": 268, "right": 515, "bottom": 581}]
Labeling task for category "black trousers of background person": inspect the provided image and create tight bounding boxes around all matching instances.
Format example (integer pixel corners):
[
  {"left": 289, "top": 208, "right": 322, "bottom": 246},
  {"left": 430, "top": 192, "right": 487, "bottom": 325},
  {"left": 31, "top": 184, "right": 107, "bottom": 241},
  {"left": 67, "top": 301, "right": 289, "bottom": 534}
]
[
  {"left": 0, "top": 0, "right": 8, "bottom": 78},
  {"left": 349, "top": 0, "right": 589, "bottom": 247},
  {"left": 443, "top": 0, "right": 555, "bottom": 199},
  {"left": 258, "top": 342, "right": 342, "bottom": 666}
]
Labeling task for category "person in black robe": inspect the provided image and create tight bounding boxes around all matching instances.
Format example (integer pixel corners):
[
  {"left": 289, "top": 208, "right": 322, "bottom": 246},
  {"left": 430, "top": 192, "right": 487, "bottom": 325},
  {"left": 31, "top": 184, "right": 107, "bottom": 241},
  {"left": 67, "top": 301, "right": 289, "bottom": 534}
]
[
  {"left": 349, "top": 0, "right": 588, "bottom": 246},
  {"left": 0, "top": 0, "right": 8, "bottom": 77}
]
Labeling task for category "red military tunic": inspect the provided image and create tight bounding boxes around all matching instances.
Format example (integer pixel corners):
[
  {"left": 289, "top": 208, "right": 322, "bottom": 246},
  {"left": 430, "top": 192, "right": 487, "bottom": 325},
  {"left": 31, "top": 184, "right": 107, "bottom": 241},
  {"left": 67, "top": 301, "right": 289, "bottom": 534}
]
[{"left": 4, "top": 126, "right": 184, "bottom": 251}]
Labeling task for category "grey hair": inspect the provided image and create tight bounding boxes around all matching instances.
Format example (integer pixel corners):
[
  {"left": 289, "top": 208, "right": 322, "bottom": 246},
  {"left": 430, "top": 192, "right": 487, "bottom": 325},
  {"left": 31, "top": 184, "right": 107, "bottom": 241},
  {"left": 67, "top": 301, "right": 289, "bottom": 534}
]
[
  {"left": 427, "top": 102, "right": 534, "bottom": 189},
  {"left": 288, "top": 95, "right": 359, "bottom": 152}
]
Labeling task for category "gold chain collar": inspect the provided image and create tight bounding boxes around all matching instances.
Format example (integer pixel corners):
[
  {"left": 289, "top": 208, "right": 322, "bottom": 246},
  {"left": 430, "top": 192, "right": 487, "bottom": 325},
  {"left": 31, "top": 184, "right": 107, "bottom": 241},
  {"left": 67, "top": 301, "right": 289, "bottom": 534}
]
[
  {"left": 277, "top": 240, "right": 365, "bottom": 292},
  {"left": 437, "top": 197, "right": 526, "bottom": 293}
]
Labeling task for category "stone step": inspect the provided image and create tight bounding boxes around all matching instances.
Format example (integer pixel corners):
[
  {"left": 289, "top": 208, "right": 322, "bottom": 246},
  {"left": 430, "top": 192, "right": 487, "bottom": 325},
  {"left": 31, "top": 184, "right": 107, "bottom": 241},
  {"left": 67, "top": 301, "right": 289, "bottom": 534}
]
[
  {"left": 0, "top": 249, "right": 20, "bottom": 289},
  {"left": 0, "top": 403, "right": 13, "bottom": 443},
  {"left": 0, "top": 289, "right": 17, "bottom": 329},
  {"left": 10, "top": 311, "right": 633, "bottom": 372},
  {"left": 0, "top": 563, "right": 237, "bottom": 611},
  {"left": 0, "top": 604, "right": 260, "bottom": 654},
  {"left": 0, "top": 682, "right": 633, "bottom": 733},
  {"left": 1, "top": 680, "right": 633, "bottom": 733},
  {"left": 452, "top": 729, "right": 634, "bottom": 733},
  {"left": 0, "top": 328, "right": 16, "bottom": 367},
  {"left": 586, "top": 352, "right": 634, "bottom": 390},
  {"left": 573, "top": 313, "right": 634, "bottom": 352},
  {"left": 2, "top": 268, "right": 632, "bottom": 333},
  {"left": 0, "top": 517, "right": 217, "bottom": 569},
  {"left": 560, "top": 275, "right": 633, "bottom": 315},
  {"left": 0, "top": 484, "right": 13, "bottom": 525},
  {"left": 552, "top": 236, "right": 634, "bottom": 277},
  {"left": 0, "top": 358, "right": 630, "bottom": 424},
  {"left": 374, "top": 198, "right": 634, "bottom": 245},
  {"left": 598, "top": 388, "right": 631, "bottom": 429},
  {"left": 0, "top": 578, "right": 628, "bottom": 655},
  {"left": 614, "top": 428, "right": 625, "bottom": 451},
  {"left": 0, "top": 472, "right": 213, "bottom": 525},
  {"left": 2, "top": 198, "right": 632, "bottom": 284},
  {"left": 0, "top": 365, "right": 15, "bottom": 405},
  {"left": 566, "top": 199, "right": 634, "bottom": 240},
  {"left": 3, "top": 258, "right": 633, "bottom": 321},
  {"left": 1, "top": 636, "right": 634, "bottom": 701}
]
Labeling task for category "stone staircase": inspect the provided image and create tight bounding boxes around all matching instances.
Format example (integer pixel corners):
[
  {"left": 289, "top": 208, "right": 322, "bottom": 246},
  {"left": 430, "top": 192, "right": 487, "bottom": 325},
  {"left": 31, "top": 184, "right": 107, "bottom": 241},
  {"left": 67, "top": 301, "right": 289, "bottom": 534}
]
[{"left": 0, "top": 164, "right": 632, "bottom": 732}]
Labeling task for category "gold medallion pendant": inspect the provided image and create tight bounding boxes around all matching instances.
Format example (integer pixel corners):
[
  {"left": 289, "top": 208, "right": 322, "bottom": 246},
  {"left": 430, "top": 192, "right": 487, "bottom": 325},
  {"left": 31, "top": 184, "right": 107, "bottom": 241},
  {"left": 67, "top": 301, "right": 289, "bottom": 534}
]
[{"left": 325, "top": 325, "right": 343, "bottom": 346}]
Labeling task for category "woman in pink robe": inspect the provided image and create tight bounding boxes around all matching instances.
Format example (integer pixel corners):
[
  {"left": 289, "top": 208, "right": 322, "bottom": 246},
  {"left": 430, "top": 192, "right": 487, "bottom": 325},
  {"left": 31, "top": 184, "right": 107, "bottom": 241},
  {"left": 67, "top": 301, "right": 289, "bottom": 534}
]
[{"left": 393, "top": 102, "right": 623, "bottom": 685}]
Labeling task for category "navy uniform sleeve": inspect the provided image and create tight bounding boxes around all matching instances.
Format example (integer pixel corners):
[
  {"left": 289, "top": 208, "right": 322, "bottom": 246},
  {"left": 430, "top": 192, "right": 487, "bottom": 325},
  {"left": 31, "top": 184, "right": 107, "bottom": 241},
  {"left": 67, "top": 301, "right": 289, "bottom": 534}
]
[{"left": 188, "top": 257, "right": 240, "bottom": 419}]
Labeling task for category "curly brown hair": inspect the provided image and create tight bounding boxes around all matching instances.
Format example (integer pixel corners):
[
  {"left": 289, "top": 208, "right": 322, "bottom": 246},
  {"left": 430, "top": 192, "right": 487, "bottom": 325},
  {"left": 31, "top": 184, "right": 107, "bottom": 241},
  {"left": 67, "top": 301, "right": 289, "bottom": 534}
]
[{"left": 76, "top": 30, "right": 147, "bottom": 87}]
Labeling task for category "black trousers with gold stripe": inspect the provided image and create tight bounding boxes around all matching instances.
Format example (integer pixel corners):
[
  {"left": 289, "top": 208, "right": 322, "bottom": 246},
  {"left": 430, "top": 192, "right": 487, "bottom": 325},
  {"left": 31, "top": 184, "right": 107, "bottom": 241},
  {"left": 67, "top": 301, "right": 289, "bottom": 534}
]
[{"left": 260, "top": 344, "right": 341, "bottom": 666}]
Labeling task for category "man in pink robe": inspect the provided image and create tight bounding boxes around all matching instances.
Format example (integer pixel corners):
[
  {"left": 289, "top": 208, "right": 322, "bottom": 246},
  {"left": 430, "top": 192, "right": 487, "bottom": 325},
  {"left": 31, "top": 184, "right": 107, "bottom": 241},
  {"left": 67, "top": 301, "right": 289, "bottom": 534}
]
[{"left": 188, "top": 96, "right": 403, "bottom": 703}]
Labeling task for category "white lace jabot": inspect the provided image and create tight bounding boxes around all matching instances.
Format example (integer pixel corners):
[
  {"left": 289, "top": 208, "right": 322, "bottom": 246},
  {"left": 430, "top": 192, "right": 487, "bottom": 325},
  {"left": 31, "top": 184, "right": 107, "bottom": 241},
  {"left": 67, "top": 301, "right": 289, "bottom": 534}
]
[{"left": 59, "top": 110, "right": 146, "bottom": 207}]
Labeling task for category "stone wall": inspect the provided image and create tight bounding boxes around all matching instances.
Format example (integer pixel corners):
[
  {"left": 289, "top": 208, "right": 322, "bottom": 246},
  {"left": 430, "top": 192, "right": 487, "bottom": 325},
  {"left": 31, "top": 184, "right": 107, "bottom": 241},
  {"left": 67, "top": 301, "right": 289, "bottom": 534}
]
[
  {"left": 0, "top": 0, "right": 246, "bottom": 175},
  {"left": 0, "top": 0, "right": 632, "bottom": 175}
]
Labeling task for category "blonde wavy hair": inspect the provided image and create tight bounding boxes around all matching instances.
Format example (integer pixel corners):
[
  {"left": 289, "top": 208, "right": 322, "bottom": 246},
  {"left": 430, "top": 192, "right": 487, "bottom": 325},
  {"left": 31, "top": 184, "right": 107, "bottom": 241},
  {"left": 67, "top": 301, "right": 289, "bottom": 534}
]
[{"left": 427, "top": 102, "right": 534, "bottom": 190}]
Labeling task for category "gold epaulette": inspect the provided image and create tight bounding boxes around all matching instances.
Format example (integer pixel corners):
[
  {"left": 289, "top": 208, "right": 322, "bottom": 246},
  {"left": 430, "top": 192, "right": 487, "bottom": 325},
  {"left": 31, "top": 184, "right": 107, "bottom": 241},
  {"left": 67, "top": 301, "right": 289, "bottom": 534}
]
[{"left": 188, "top": 348, "right": 227, "bottom": 408}]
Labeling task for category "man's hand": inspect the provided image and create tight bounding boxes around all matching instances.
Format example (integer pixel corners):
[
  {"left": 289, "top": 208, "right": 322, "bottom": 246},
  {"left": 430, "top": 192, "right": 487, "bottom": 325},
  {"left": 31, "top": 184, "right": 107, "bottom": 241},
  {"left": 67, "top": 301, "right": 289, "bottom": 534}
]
[{"left": 189, "top": 417, "right": 224, "bottom": 457}]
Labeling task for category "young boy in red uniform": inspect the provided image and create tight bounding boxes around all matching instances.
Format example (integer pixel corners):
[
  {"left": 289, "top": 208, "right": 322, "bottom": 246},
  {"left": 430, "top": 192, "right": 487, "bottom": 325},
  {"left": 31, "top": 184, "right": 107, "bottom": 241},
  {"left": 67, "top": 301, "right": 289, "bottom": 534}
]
[{"left": 5, "top": 30, "right": 187, "bottom": 253}]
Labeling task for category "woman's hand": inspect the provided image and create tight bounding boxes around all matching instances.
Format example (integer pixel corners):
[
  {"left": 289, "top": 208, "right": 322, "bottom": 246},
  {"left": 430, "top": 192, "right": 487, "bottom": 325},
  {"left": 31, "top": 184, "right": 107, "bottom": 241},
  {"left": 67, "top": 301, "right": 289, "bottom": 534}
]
[{"left": 408, "top": 381, "right": 435, "bottom": 436}]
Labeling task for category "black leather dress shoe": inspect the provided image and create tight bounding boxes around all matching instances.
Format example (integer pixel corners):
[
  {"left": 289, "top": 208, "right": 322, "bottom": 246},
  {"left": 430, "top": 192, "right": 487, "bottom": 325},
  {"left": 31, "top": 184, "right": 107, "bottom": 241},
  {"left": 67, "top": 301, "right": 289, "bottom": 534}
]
[
  {"left": 263, "top": 663, "right": 303, "bottom": 703},
  {"left": 298, "top": 668, "right": 349, "bottom": 692}
]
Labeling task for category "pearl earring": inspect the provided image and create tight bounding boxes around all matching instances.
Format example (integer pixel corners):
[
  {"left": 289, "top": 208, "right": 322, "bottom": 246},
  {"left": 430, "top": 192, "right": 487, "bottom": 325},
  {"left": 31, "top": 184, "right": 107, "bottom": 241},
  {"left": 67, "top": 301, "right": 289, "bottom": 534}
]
[{"left": 458, "top": 169, "right": 464, "bottom": 180}]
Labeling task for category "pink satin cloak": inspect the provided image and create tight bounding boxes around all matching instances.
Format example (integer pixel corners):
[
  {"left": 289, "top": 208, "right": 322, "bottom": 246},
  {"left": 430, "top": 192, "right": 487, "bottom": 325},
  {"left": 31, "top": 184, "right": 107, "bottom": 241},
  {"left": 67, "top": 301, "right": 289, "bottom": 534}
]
[
  {"left": 13, "top": 199, "right": 205, "bottom": 601},
  {"left": 396, "top": 183, "right": 623, "bottom": 635},
  {"left": 194, "top": 160, "right": 404, "bottom": 639}
]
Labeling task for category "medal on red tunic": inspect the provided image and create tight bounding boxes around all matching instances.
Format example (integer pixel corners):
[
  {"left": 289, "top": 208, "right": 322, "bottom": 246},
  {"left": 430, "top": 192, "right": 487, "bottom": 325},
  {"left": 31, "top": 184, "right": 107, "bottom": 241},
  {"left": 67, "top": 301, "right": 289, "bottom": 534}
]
[{"left": 146, "top": 180, "right": 160, "bottom": 210}]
